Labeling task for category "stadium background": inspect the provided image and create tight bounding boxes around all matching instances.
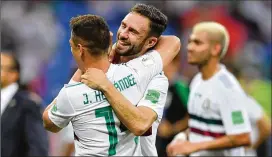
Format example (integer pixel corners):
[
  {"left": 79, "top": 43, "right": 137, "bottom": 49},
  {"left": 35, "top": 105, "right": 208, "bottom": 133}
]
[{"left": 1, "top": 0, "right": 271, "bottom": 156}]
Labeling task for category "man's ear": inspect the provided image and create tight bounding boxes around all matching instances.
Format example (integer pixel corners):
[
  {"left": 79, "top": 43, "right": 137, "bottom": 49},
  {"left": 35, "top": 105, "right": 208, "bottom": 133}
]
[
  {"left": 146, "top": 37, "right": 158, "bottom": 49},
  {"left": 78, "top": 44, "right": 85, "bottom": 61},
  {"left": 211, "top": 43, "right": 222, "bottom": 57}
]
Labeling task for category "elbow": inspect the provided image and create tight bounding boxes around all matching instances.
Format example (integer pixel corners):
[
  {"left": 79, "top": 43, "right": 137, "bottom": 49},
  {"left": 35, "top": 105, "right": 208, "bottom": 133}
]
[
  {"left": 42, "top": 111, "right": 56, "bottom": 132},
  {"left": 42, "top": 111, "right": 50, "bottom": 130},
  {"left": 131, "top": 122, "right": 152, "bottom": 136},
  {"left": 132, "top": 125, "right": 148, "bottom": 136},
  {"left": 172, "top": 36, "right": 181, "bottom": 55},
  {"left": 132, "top": 129, "right": 145, "bottom": 136}
]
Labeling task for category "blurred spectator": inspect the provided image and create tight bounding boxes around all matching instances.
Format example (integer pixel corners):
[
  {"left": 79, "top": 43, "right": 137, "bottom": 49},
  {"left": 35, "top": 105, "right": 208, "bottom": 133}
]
[
  {"left": 1, "top": 1, "right": 60, "bottom": 85},
  {"left": 156, "top": 54, "right": 189, "bottom": 157},
  {"left": 1, "top": 52, "right": 49, "bottom": 156}
]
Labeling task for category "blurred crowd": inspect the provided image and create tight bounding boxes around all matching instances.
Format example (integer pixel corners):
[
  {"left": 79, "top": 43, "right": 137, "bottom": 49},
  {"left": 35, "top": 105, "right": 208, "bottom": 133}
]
[{"left": 1, "top": 0, "right": 271, "bottom": 156}]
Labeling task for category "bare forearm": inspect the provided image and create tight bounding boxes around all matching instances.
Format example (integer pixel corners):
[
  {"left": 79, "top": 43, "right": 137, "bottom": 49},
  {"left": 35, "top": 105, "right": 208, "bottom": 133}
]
[
  {"left": 154, "top": 35, "right": 181, "bottom": 67},
  {"left": 172, "top": 115, "right": 189, "bottom": 134},
  {"left": 102, "top": 82, "right": 154, "bottom": 135},
  {"left": 200, "top": 134, "right": 250, "bottom": 150},
  {"left": 197, "top": 133, "right": 251, "bottom": 151}
]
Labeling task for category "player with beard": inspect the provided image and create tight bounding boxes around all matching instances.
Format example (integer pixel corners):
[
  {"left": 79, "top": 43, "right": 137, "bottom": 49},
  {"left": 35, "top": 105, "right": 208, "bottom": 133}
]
[
  {"left": 81, "top": 4, "right": 173, "bottom": 156},
  {"left": 43, "top": 13, "right": 180, "bottom": 155}
]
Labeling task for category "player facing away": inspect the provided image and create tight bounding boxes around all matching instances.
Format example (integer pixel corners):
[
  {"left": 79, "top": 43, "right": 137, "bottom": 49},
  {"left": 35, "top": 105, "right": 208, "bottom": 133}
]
[
  {"left": 42, "top": 14, "right": 180, "bottom": 156},
  {"left": 81, "top": 4, "right": 171, "bottom": 156},
  {"left": 167, "top": 22, "right": 252, "bottom": 156}
]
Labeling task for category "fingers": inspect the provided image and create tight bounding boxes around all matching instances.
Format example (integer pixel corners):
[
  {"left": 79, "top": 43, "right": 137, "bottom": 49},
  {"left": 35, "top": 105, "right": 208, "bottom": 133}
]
[
  {"left": 166, "top": 144, "right": 174, "bottom": 156},
  {"left": 81, "top": 74, "right": 87, "bottom": 80},
  {"left": 109, "top": 43, "right": 117, "bottom": 62},
  {"left": 108, "top": 31, "right": 114, "bottom": 59},
  {"left": 81, "top": 79, "right": 87, "bottom": 84}
]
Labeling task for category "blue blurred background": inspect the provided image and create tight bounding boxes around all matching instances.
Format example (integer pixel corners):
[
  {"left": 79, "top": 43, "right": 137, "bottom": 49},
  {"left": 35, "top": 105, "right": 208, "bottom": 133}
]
[{"left": 1, "top": 1, "right": 271, "bottom": 155}]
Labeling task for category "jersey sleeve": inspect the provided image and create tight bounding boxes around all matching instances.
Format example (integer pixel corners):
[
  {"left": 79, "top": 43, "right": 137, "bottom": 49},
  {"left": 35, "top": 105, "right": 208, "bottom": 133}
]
[
  {"left": 245, "top": 96, "right": 263, "bottom": 122},
  {"left": 137, "top": 73, "right": 169, "bottom": 121},
  {"left": 48, "top": 87, "right": 75, "bottom": 128},
  {"left": 219, "top": 89, "right": 251, "bottom": 135},
  {"left": 126, "top": 50, "right": 163, "bottom": 92}
]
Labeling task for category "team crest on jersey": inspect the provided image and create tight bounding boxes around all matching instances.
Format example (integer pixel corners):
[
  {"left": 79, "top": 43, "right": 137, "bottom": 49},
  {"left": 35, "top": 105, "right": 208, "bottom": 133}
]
[
  {"left": 202, "top": 98, "right": 211, "bottom": 110},
  {"left": 145, "top": 89, "right": 160, "bottom": 104}
]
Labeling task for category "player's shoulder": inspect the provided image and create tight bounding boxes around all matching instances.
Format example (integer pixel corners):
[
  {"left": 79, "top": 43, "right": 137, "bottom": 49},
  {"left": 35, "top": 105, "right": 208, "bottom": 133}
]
[
  {"left": 126, "top": 50, "right": 161, "bottom": 68},
  {"left": 62, "top": 82, "right": 91, "bottom": 100},
  {"left": 152, "top": 71, "right": 168, "bottom": 80},
  {"left": 64, "top": 82, "right": 90, "bottom": 93},
  {"left": 216, "top": 66, "right": 242, "bottom": 91},
  {"left": 148, "top": 71, "right": 169, "bottom": 88}
]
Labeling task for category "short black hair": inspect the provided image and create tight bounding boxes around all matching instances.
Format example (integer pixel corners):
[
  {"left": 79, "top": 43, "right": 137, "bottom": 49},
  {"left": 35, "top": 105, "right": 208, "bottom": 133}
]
[
  {"left": 131, "top": 4, "right": 168, "bottom": 37},
  {"left": 11, "top": 54, "right": 20, "bottom": 74},
  {"left": 70, "top": 14, "right": 110, "bottom": 56}
]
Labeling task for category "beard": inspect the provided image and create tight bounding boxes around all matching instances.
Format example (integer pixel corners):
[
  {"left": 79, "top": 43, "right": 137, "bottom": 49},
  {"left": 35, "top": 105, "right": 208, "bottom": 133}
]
[
  {"left": 188, "top": 50, "right": 211, "bottom": 67},
  {"left": 116, "top": 41, "right": 146, "bottom": 56},
  {"left": 115, "top": 36, "right": 147, "bottom": 57}
]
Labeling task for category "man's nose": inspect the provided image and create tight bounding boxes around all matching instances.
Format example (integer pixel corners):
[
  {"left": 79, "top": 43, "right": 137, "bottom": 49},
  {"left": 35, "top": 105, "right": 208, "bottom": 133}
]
[
  {"left": 119, "top": 29, "right": 129, "bottom": 40},
  {"left": 187, "top": 43, "right": 194, "bottom": 51}
]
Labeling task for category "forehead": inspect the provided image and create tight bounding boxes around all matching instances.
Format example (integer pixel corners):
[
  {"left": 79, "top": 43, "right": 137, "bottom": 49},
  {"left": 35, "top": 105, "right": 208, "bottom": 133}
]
[
  {"left": 190, "top": 29, "right": 210, "bottom": 42},
  {"left": 1, "top": 54, "right": 14, "bottom": 65},
  {"left": 122, "top": 12, "right": 150, "bottom": 33}
]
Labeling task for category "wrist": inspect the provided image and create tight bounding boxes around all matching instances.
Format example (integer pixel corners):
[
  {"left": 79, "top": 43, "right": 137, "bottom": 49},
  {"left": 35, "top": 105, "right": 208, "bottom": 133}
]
[
  {"left": 195, "top": 142, "right": 206, "bottom": 151},
  {"left": 100, "top": 80, "right": 114, "bottom": 92}
]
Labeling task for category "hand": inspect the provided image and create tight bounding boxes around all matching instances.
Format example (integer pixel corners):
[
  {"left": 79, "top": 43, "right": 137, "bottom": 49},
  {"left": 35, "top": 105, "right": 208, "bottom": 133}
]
[
  {"left": 81, "top": 68, "right": 111, "bottom": 91},
  {"left": 107, "top": 31, "right": 120, "bottom": 63},
  {"left": 167, "top": 141, "right": 200, "bottom": 156},
  {"left": 108, "top": 43, "right": 120, "bottom": 63}
]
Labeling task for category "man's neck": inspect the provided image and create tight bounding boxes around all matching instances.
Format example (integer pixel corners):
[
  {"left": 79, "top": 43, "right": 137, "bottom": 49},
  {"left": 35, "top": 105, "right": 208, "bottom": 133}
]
[
  {"left": 83, "top": 56, "right": 111, "bottom": 73},
  {"left": 199, "top": 59, "right": 220, "bottom": 80}
]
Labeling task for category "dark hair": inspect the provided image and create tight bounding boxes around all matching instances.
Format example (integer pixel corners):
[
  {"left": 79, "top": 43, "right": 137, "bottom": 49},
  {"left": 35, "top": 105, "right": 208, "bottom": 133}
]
[
  {"left": 70, "top": 14, "right": 110, "bottom": 56},
  {"left": 11, "top": 55, "right": 20, "bottom": 74},
  {"left": 131, "top": 4, "right": 168, "bottom": 37}
]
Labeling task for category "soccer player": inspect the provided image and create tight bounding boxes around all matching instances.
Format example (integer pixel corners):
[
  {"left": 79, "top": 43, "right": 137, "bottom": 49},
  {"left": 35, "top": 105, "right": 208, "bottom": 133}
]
[
  {"left": 81, "top": 4, "right": 170, "bottom": 156},
  {"left": 42, "top": 15, "right": 180, "bottom": 156},
  {"left": 166, "top": 22, "right": 252, "bottom": 156}
]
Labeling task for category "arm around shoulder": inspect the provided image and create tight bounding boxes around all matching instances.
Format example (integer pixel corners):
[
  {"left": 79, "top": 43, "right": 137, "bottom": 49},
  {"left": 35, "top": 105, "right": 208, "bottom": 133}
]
[{"left": 154, "top": 35, "right": 181, "bottom": 67}]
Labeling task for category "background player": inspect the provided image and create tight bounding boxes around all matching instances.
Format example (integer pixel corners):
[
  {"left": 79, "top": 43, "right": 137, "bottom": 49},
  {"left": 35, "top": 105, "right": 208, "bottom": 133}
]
[{"left": 167, "top": 21, "right": 251, "bottom": 156}]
